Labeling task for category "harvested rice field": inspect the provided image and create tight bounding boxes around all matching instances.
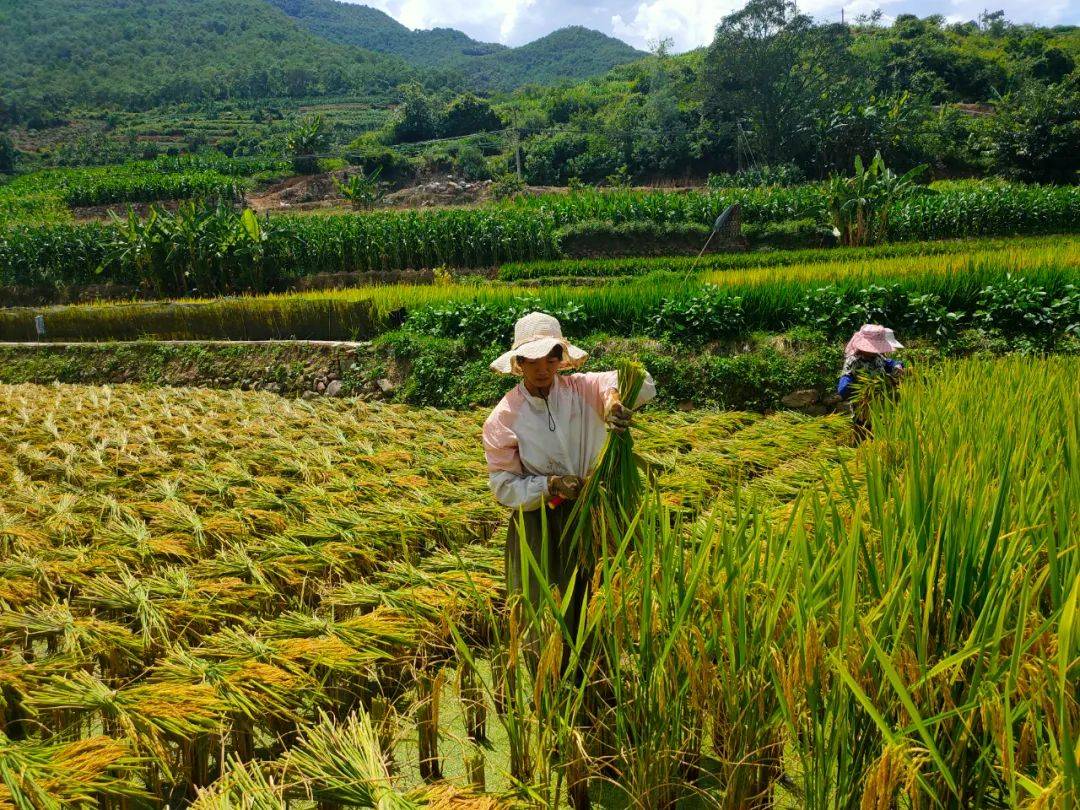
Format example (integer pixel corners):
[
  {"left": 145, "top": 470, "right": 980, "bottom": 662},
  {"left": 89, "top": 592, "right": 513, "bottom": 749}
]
[
  {"left": 0, "top": 384, "right": 850, "bottom": 807},
  {"left": 0, "top": 357, "right": 1076, "bottom": 809}
]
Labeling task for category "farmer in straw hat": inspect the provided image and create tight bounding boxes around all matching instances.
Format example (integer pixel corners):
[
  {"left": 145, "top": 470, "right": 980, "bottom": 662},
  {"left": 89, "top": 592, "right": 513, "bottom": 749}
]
[
  {"left": 483, "top": 312, "right": 656, "bottom": 644},
  {"left": 837, "top": 324, "right": 905, "bottom": 437}
]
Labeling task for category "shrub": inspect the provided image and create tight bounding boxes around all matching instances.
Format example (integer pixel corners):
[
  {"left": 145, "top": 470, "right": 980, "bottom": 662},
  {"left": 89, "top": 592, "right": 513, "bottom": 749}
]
[
  {"left": 741, "top": 219, "right": 836, "bottom": 249},
  {"left": 649, "top": 285, "right": 745, "bottom": 346},
  {"left": 346, "top": 138, "right": 415, "bottom": 183}
]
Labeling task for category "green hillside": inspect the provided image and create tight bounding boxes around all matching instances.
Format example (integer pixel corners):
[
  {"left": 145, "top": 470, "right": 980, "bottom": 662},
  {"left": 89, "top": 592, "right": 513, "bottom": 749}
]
[
  {"left": 266, "top": 0, "right": 506, "bottom": 65},
  {"left": 460, "top": 26, "right": 646, "bottom": 91},
  {"left": 267, "top": 0, "right": 644, "bottom": 88},
  {"left": 0, "top": 0, "right": 418, "bottom": 124}
]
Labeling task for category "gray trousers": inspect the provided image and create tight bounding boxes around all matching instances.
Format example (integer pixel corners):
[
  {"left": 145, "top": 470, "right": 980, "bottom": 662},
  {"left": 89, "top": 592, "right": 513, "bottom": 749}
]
[{"left": 504, "top": 501, "right": 590, "bottom": 666}]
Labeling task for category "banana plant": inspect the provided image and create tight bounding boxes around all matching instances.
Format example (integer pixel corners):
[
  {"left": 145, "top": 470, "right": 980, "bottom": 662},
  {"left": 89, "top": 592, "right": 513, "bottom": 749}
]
[{"left": 826, "top": 152, "right": 927, "bottom": 246}]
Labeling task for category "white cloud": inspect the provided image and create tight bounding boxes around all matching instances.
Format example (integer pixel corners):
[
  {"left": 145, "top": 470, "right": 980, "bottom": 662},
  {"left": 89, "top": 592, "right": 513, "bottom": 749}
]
[
  {"left": 611, "top": 0, "right": 742, "bottom": 51},
  {"left": 344, "top": 0, "right": 1080, "bottom": 50}
]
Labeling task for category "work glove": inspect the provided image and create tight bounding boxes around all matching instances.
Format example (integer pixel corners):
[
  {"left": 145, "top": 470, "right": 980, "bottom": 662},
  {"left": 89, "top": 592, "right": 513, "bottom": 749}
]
[
  {"left": 548, "top": 475, "right": 584, "bottom": 500},
  {"left": 604, "top": 391, "right": 633, "bottom": 432}
]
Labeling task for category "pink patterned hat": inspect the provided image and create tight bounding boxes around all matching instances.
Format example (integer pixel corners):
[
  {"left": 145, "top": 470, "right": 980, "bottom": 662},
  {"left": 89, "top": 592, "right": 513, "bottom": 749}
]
[{"left": 845, "top": 324, "right": 904, "bottom": 356}]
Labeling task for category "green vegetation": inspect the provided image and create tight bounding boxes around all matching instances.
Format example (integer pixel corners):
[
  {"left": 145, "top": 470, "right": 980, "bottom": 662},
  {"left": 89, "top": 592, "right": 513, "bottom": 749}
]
[
  {"left": 2, "top": 183, "right": 1077, "bottom": 298},
  {"left": 0, "top": 0, "right": 416, "bottom": 123},
  {"left": 0, "top": 356, "right": 1075, "bottom": 805},
  {"left": 499, "top": 2, "right": 1079, "bottom": 184},
  {"left": 2, "top": 240, "right": 1075, "bottom": 344},
  {"left": 3, "top": 1, "right": 1077, "bottom": 188}
]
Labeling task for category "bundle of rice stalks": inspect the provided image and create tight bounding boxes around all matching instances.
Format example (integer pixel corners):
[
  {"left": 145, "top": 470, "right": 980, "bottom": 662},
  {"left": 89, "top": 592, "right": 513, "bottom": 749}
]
[
  {"left": 0, "top": 732, "right": 146, "bottom": 808},
  {"left": 564, "top": 360, "right": 648, "bottom": 571},
  {"left": 286, "top": 710, "right": 419, "bottom": 808}
]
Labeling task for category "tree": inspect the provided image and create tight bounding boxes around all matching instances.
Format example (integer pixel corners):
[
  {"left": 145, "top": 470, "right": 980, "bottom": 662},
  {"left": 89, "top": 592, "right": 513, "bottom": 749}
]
[
  {"left": 700, "top": 0, "right": 854, "bottom": 171},
  {"left": 0, "top": 132, "right": 17, "bottom": 174},
  {"left": 441, "top": 93, "right": 502, "bottom": 138},
  {"left": 388, "top": 84, "right": 439, "bottom": 144},
  {"left": 629, "top": 40, "right": 691, "bottom": 177},
  {"left": 981, "top": 76, "right": 1080, "bottom": 183},
  {"left": 286, "top": 115, "right": 328, "bottom": 174}
]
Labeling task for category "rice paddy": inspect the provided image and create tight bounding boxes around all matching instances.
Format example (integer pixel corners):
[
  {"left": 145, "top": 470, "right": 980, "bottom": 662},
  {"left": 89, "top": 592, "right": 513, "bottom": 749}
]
[
  {"left": 0, "top": 383, "right": 854, "bottom": 806},
  {"left": 0, "top": 355, "right": 1074, "bottom": 807},
  {"left": 1, "top": 236, "right": 1076, "bottom": 342}
]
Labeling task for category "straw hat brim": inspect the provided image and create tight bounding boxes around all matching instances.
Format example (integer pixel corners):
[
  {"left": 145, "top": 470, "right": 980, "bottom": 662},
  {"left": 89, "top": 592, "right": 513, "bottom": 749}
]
[
  {"left": 849, "top": 335, "right": 903, "bottom": 354},
  {"left": 490, "top": 337, "right": 588, "bottom": 375}
]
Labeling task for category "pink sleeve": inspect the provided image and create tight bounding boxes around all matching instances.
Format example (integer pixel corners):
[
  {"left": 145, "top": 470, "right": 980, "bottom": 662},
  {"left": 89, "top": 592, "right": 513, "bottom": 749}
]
[
  {"left": 570, "top": 371, "right": 618, "bottom": 416},
  {"left": 483, "top": 395, "right": 523, "bottom": 475},
  {"left": 568, "top": 369, "right": 657, "bottom": 411}
]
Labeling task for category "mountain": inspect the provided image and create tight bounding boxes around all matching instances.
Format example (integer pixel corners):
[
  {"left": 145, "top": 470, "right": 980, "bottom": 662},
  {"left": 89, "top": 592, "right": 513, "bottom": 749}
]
[
  {"left": 457, "top": 27, "right": 646, "bottom": 91},
  {"left": 0, "top": 0, "right": 646, "bottom": 126},
  {"left": 267, "top": 0, "right": 645, "bottom": 89},
  {"left": 265, "top": 0, "right": 506, "bottom": 66},
  {"left": 0, "top": 0, "right": 418, "bottom": 123}
]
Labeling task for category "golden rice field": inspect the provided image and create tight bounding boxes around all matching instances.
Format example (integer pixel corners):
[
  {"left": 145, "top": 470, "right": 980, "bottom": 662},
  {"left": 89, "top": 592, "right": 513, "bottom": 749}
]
[
  {"left": 0, "top": 384, "right": 852, "bottom": 807},
  {"left": 0, "top": 357, "right": 1076, "bottom": 808}
]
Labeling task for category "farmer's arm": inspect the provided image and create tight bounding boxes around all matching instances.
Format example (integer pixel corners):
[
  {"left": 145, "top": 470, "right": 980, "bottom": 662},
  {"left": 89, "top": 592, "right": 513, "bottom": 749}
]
[
  {"left": 483, "top": 406, "right": 547, "bottom": 510},
  {"left": 488, "top": 470, "right": 549, "bottom": 510},
  {"left": 576, "top": 370, "right": 658, "bottom": 412},
  {"left": 837, "top": 373, "right": 856, "bottom": 401}
]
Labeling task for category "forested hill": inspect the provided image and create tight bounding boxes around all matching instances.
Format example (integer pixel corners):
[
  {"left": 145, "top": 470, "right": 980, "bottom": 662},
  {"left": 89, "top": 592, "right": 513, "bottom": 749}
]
[
  {"left": 0, "top": 0, "right": 646, "bottom": 125},
  {"left": 0, "top": 0, "right": 417, "bottom": 122},
  {"left": 266, "top": 0, "right": 644, "bottom": 89},
  {"left": 265, "top": 0, "right": 507, "bottom": 65},
  {"left": 457, "top": 27, "right": 646, "bottom": 92}
]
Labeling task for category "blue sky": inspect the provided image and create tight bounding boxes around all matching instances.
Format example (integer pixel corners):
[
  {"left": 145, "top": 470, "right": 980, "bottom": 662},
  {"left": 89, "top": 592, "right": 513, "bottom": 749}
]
[{"left": 350, "top": 0, "right": 1079, "bottom": 51}]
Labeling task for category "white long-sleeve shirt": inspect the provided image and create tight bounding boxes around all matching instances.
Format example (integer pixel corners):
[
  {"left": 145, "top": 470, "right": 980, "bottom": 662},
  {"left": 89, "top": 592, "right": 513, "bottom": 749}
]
[{"left": 482, "top": 370, "right": 657, "bottom": 510}]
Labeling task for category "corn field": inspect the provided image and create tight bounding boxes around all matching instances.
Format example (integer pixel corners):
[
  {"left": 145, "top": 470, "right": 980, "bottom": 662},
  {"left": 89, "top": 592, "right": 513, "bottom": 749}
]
[{"left": 1, "top": 182, "right": 1078, "bottom": 296}]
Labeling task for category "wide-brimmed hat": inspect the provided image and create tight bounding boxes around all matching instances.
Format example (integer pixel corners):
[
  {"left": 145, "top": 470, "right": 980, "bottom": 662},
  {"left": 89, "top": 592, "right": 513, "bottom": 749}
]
[
  {"left": 490, "top": 312, "right": 588, "bottom": 375},
  {"left": 845, "top": 324, "right": 904, "bottom": 356}
]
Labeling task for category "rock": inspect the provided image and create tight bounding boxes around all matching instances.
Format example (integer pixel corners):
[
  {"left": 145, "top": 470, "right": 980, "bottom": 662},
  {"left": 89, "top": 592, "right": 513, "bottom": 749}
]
[
  {"left": 781, "top": 389, "right": 820, "bottom": 409},
  {"left": 821, "top": 393, "right": 842, "bottom": 408},
  {"left": 301, "top": 390, "right": 319, "bottom": 401},
  {"left": 316, "top": 380, "right": 326, "bottom": 394},
  {"left": 677, "top": 400, "right": 695, "bottom": 412},
  {"left": 325, "top": 380, "right": 343, "bottom": 397},
  {"left": 265, "top": 383, "right": 282, "bottom": 395},
  {"left": 377, "top": 378, "right": 396, "bottom": 395}
]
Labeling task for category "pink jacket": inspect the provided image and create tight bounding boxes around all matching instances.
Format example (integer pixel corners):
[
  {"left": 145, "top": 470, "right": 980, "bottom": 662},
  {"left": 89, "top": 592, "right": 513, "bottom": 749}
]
[{"left": 482, "top": 371, "right": 657, "bottom": 510}]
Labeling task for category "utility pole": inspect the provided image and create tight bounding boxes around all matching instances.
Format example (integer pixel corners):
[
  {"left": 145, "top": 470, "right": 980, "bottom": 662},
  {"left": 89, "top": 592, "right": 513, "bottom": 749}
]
[{"left": 513, "top": 112, "right": 523, "bottom": 180}]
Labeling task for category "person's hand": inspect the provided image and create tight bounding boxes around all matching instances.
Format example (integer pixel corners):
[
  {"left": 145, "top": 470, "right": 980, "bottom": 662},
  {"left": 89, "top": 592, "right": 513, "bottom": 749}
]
[
  {"left": 604, "top": 391, "right": 633, "bottom": 432},
  {"left": 548, "top": 475, "right": 584, "bottom": 500}
]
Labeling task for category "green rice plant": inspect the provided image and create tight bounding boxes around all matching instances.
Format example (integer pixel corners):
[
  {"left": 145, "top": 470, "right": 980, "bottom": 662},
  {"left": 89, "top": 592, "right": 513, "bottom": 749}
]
[
  {"left": 563, "top": 360, "right": 647, "bottom": 571},
  {"left": 4, "top": 238, "right": 1074, "bottom": 342}
]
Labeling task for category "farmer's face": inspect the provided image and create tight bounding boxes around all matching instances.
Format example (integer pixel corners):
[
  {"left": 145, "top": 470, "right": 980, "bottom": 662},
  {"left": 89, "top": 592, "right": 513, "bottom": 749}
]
[{"left": 519, "top": 350, "right": 563, "bottom": 393}]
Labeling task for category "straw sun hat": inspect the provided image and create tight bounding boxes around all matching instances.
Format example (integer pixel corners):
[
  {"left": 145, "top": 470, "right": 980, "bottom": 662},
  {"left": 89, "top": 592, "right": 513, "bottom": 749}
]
[
  {"left": 845, "top": 324, "right": 904, "bottom": 355},
  {"left": 490, "top": 312, "right": 588, "bottom": 375}
]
